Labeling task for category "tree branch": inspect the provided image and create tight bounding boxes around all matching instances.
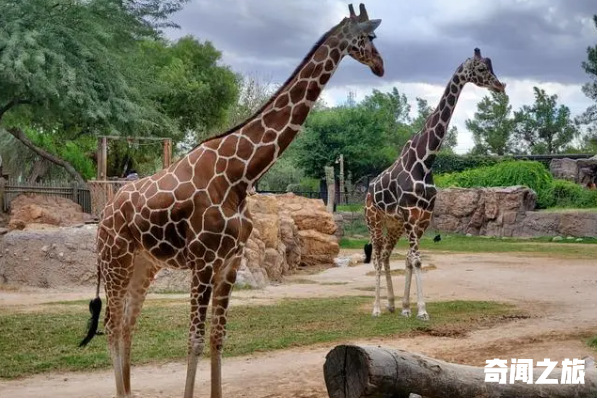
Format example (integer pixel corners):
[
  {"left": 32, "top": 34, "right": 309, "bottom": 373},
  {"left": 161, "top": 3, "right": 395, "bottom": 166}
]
[
  {"left": 0, "top": 99, "right": 32, "bottom": 121},
  {"left": 5, "top": 127, "right": 86, "bottom": 185}
]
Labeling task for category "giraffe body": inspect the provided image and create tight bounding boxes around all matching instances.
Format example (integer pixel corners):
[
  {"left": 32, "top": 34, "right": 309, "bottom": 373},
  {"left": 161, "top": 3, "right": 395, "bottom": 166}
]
[
  {"left": 364, "top": 48, "right": 506, "bottom": 320},
  {"left": 79, "top": 4, "right": 384, "bottom": 398}
]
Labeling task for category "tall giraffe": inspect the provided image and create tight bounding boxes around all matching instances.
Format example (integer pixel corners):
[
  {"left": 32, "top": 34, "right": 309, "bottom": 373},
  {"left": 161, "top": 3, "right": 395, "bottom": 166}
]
[
  {"left": 78, "top": 4, "right": 385, "bottom": 398},
  {"left": 363, "top": 48, "right": 505, "bottom": 320}
]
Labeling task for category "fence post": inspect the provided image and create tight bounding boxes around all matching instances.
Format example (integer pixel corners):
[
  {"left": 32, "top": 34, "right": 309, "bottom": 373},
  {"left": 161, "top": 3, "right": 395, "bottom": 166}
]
[
  {"left": 72, "top": 181, "right": 79, "bottom": 205},
  {"left": 0, "top": 177, "right": 5, "bottom": 213},
  {"left": 324, "top": 166, "right": 335, "bottom": 213}
]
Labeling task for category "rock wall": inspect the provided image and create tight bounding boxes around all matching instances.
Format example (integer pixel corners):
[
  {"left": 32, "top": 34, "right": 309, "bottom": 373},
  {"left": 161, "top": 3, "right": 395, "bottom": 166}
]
[
  {"left": 432, "top": 186, "right": 597, "bottom": 238},
  {"left": 550, "top": 156, "right": 597, "bottom": 187},
  {"left": 0, "top": 193, "right": 340, "bottom": 290},
  {"left": 432, "top": 186, "right": 537, "bottom": 237}
]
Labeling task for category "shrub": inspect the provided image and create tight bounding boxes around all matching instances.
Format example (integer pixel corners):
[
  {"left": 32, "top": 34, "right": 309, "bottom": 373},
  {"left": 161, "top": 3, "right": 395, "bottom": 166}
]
[
  {"left": 549, "top": 179, "right": 597, "bottom": 209},
  {"left": 433, "top": 153, "right": 505, "bottom": 174},
  {"left": 435, "top": 161, "right": 597, "bottom": 209},
  {"left": 435, "top": 161, "right": 554, "bottom": 208}
]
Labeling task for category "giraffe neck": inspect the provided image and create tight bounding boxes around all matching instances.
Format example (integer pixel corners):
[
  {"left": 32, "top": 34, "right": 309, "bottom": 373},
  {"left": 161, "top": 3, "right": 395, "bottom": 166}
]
[
  {"left": 418, "top": 66, "right": 466, "bottom": 166},
  {"left": 195, "top": 25, "right": 350, "bottom": 188}
]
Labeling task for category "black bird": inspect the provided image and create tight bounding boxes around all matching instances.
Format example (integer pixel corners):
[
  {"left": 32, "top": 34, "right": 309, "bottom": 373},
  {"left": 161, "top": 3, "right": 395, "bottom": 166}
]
[
  {"left": 433, "top": 234, "right": 442, "bottom": 242},
  {"left": 363, "top": 242, "right": 373, "bottom": 263}
]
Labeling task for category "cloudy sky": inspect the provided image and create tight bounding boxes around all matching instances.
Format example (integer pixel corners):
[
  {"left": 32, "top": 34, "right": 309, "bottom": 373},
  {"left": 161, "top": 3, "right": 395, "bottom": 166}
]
[{"left": 166, "top": 0, "right": 597, "bottom": 153}]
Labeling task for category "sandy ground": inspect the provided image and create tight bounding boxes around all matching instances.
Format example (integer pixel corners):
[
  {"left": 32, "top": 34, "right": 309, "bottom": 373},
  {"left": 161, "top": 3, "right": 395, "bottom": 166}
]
[{"left": 1, "top": 250, "right": 596, "bottom": 397}]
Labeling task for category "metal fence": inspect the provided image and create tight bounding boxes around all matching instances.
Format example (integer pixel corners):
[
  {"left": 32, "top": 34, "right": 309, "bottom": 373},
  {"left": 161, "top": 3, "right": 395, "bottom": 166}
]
[
  {"left": 0, "top": 179, "right": 365, "bottom": 215},
  {"left": 1, "top": 179, "right": 92, "bottom": 213}
]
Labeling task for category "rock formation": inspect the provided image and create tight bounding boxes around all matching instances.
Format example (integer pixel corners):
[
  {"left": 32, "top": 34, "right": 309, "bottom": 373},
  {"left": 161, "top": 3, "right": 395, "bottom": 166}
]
[{"left": 0, "top": 193, "right": 340, "bottom": 290}]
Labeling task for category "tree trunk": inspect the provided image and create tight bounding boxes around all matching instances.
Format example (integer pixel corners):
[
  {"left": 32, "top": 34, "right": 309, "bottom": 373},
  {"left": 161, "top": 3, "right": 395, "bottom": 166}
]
[
  {"left": 323, "top": 345, "right": 597, "bottom": 398},
  {"left": 5, "top": 127, "right": 86, "bottom": 185}
]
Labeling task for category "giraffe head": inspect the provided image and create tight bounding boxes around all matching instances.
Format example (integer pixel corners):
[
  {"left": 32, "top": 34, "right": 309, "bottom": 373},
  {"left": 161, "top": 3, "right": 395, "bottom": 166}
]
[
  {"left": 342, "top": 3, "right": 384, "bottom": 77},
  {"left": 462, "top": 48, "right": 506, "bottom": 93}
]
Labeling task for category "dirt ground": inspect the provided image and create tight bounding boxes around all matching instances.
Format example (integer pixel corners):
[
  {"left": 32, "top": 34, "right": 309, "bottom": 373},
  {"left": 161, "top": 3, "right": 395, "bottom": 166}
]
[{"left": 1, "top": 249, "right": 596, "bottom": 397}]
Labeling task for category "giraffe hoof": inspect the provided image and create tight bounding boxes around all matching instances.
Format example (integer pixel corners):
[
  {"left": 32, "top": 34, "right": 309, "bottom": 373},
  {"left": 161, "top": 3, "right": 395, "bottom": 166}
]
[
  {"left": 417, "top": 312, "right": 430, "bottom": 321},
  {"left": 386, "top": 305, "right": 395, "bottom": 313},
  {"left": 401, "top": 309, "right": 411, "bottom": 318},
  {"left": 372, "top": 308, "right": 381, "bottom": 317}
]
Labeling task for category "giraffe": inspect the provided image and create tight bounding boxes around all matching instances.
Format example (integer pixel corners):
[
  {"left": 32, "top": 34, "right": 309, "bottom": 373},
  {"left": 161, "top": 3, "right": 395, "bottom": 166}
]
[
  {"left": 78, "top": 4, "right": 385, "bottom": 398},
  {"left": 363, "top": 48, "right": 506, "bottom": 321}
]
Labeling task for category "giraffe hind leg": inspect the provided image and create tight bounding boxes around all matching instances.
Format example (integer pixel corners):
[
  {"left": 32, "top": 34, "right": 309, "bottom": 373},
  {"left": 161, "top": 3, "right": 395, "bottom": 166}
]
[
  {"left": 364, "top": 196, "right": 384, "bottom": 317},
  {"left": 184, "top": 263, "right": 213, "bottom": 398},
  {"left": 210, "top": 255, "right": 242, "bottom": 398},
  {"left": 381, "top": 220, "right": 403, "bottom": 314},
  {"left": 121, "top": 254, "right": 160, "bottom": 395},
  {"left": 102, "top": 254, "right": 135, "bottom": 398}
]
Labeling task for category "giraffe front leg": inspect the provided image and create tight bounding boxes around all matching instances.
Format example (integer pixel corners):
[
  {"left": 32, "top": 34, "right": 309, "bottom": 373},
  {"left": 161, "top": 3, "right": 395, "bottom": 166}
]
[
  {"left": 405, "top": 226, "right": 429, "bottom": 321},
  {"left": 210, "top": 256, "right": 241, "bottom": 398},
  {"left": 184, "top": 264, "right": 213, "bottom": 398},
  {"left": 372, "top": 246, "right": 382, "bottom": 317},
  {"left": 401, "top": 256, "right": 413, "bottom": 318}
]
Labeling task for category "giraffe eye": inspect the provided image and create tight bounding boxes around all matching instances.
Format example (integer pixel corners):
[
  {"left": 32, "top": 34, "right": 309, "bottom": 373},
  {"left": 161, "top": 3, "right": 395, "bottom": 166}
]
[{"left": 368, "top": 33, "right": 376, "bottom": 41}]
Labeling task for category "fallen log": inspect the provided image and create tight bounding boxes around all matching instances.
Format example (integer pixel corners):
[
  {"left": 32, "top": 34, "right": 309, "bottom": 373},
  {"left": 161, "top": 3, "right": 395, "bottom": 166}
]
[{"left": 323, "top": 344, "right": 597, "bottom": 398}]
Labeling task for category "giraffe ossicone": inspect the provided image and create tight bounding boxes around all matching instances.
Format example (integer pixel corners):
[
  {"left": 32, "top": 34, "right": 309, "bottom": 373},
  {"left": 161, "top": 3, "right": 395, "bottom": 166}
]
[
  {"left": 78, "top": 4, "right": 385, "bottom": 398},
  {"left": 364, "top": 47, "right": 506, "bottom": 321}
]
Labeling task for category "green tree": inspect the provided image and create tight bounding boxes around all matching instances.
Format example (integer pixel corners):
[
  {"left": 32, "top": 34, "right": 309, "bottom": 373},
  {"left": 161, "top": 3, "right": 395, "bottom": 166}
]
[
  {"left": 0, "top": 0, "right": 238, "bottom": 182},
  {"left": 576, "top": 15, "right": 597, "bottom": 149},
  {"left": 410, "top": 97, "right": 458, "bottom": 153},
  {"left": 293, "top": 88, "right": 414, "bottom": 180},
  {"left": 465, "top": 92, "right": 515, "bottom": 156},
  {"left": 512, "top": 87, "right": 579, "bottom": 154}
]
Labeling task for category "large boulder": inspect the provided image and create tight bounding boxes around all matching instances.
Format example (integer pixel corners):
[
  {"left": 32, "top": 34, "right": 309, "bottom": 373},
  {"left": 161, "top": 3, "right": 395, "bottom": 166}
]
[
  {"left": 275, "top": 193, "right": 340, "bottom": 267},
  {"left": 8, "top": 193, "right": 93, "bottom": 230},
  {"left": 432, "top": 186, "right": 537, "bottom": 237},
  {"left": 0, "top": 193, "right": 339, "bottom": 290}
]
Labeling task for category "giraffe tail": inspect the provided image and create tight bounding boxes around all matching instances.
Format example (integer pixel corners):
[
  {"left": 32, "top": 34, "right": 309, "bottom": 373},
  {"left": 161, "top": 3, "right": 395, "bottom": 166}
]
[
  {"left": 79, "top": 261, "right": 103, "bottom": 347},
  {"left": 363, "top": 242, "right": 373, "bottom": 264}
]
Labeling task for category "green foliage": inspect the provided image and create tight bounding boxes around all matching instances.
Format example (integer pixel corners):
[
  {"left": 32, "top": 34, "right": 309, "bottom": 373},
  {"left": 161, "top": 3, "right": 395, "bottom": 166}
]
[
  {"left": 547, "top": 179, "right": 597, "bottom": 209},
  {"left": 432, "top": 153, "right": 505, "bottom": 174},
  {"left": 435, "top": 161, "right": 554, "bottom": 208},
  {"left": 512, "top": 87, "right": 580, "bottom": 154},
  {"left": 0, "top": 0, "right": 239, "bottom": 181},
  {"left": 436, "top": 161, "right": 597, "bottom": 209},
  {"left": 293, "top": 87, "right": 459, "bottom": 180},
  {"left": 465, "top": 92, "right": 515, "bottom": 156}
]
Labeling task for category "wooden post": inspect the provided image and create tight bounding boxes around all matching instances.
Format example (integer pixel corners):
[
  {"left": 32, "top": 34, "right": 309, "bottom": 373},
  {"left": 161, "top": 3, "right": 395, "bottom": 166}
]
[
  {"left": 323, "top": 345, "right": 597, "bottom": 398},
  {"left": 72, "top": 181, "right": 79, "bottom": 205},
  {"left": 163, "top": 138, "right": 172, "bottom": 169},
  {"left": 0, "top": 176, "right": 5, "bottom": 214},
  {"left": 96, "top": 136, "right": 108, "bottom": 180},
  {"left": 324, "top": 166, "right": 335, "bottom": 213},
  {"left": 336, "top": 154, "right": 345, "bottom": 205}
]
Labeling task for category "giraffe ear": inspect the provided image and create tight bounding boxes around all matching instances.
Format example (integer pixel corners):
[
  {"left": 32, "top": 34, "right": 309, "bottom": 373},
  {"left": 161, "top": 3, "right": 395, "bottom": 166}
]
[{"left": 357, "top": 19, "right": 381, "bottom": 33}]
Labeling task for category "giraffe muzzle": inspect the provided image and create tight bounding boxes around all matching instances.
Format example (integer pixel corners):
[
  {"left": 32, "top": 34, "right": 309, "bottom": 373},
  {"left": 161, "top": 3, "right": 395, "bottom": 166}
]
[{"left": 371, "top": 59, "right": 384, "bottom": 77}]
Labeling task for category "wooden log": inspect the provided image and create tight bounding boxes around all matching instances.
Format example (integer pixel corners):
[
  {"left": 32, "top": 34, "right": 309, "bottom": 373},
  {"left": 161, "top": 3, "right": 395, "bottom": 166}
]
[{"left": 323, "top": 345, "right": 597, "bottom": 398}]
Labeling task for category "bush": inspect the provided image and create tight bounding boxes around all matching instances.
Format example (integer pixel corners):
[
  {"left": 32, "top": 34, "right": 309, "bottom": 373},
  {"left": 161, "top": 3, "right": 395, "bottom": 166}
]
[
  {"left": 435, "top": 161, "right": 554, "bottom": 208},
  {"left": 549, "top": 179, "right": 597, "bottom": 208},
  {"left": 435, "top": 160, "right": 597, "bottom": 209},
  {"left": 433, "top": 153, "right": 505, "bottom": 174}
]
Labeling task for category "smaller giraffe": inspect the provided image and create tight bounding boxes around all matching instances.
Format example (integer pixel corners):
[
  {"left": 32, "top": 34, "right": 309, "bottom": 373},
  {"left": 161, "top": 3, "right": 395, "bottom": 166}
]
[{"left": 364, "top": 48, "right": 506, "bottom": 320}]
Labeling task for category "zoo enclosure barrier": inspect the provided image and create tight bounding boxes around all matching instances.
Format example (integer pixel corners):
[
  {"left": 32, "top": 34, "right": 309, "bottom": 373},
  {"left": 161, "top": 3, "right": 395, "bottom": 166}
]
[{"left": 0, "top": 179, "right": 368, "bottom": 217}]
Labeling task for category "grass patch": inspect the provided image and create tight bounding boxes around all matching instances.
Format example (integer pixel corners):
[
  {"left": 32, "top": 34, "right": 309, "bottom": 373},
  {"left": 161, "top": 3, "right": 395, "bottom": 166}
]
[
  {"left": 0, "top": 297, "right": 518, "bottom": 379},
  {"left": 340, "top": 233, "right": 597, "bottom": 259},
  {"left": 589, "top": 336, "right": 597, "bottom": 350},
  {"left": 336, "top": 204, "right": 364, "bottom": 212}
]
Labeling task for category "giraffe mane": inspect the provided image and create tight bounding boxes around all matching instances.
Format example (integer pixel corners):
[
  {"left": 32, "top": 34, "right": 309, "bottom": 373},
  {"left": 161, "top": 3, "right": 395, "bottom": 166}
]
[{"left": 188, "top": 21, "right": 345, "bottom": 152}]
